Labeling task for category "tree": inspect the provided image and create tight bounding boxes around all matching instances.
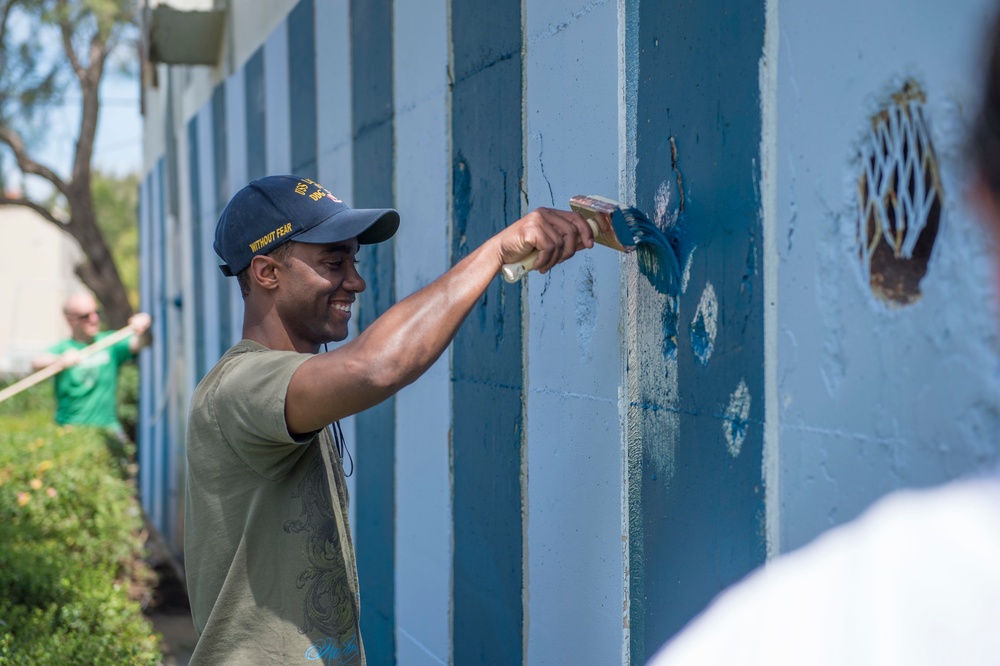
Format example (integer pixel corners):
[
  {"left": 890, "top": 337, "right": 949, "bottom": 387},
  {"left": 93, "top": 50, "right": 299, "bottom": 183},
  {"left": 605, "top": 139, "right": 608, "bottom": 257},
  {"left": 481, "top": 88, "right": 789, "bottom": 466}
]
[
  {"left": 0, "top": 0, "right": 137, "bottom": 328},
  {"left": 91, "top": 170, "right": 140, "bottom": 310}
]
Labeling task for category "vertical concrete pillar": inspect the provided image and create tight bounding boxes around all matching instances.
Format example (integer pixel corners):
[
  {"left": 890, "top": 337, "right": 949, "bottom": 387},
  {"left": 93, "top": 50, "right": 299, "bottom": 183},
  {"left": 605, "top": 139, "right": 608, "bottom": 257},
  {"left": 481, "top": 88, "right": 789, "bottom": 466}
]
[
  {"left": 625, "top": 1, "right": 767, "bottom": 660},
  {"left": 264, "top": 21, "right": 291, "bottom": 175},
  {"left": 223, "top": 68, "right": 247, "bottom": 343},
  {"left": 210, "top": 86, "right": 232, "bottom": 352},
  {"left": 450, "top": 1, "right": 525, "bottom": 663},
  {"left": 522, "top": 1, "right": 625, "bottom": 663},
  {"left": 288, "top": 0, "right": 318, "bottom": 182},
  {"left": 350, "top": 0, "right": 397, "bottom": 662},
  {"left": 244, "top": 48, "right": 267, "bottom": 184},
  {"left": 393, "top": 0, "right": 452, "bottom": 662}
]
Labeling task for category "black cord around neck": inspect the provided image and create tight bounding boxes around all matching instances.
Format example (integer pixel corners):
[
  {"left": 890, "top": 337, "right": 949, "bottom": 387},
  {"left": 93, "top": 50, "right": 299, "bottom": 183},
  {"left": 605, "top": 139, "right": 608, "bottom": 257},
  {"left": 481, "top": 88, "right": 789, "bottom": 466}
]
[
  {"left": 322, "top": 342, "right": 353, "bottom": 477},
  {"left": 332, "top": 420, "right": 354, "bottom": 477}
]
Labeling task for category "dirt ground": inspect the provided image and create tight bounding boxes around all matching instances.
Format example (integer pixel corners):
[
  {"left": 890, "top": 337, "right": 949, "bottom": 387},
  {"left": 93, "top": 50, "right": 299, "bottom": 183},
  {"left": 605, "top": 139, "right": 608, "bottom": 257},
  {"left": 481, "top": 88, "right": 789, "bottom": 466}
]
[
  {"left": 144, "top": 562, "right": 198, "bottom": 666},
  {"left": 149, "top": 608, "right": 198, "bottom": 666}
]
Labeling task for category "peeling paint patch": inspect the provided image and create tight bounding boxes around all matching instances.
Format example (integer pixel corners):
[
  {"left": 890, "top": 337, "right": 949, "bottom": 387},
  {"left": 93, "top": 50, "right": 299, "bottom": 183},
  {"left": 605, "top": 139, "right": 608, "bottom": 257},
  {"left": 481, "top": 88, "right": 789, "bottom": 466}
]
[
  {"left": 857, "top": 79, "right": 943, "bottom": 306},
  {"left": 576, "top": 257, "right": 597, "bottom": 351},
  {"left": 690, "top": 282, "right": 718, "bottom": 365},
  {"left": 679, "top": 246, "right": 696, "bottom": 294},
  {"left": 723, "top": 379, "right": 751, "bottom": 457},
  {"left": 654, "top": 180, "right": 675, "bottom": 227}
]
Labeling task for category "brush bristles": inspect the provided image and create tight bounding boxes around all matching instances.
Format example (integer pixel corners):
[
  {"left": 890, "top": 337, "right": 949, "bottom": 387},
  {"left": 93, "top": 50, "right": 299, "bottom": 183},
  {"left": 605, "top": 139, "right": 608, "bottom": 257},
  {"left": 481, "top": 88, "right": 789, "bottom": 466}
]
[{"left": 616, "top": 206, "right": 681, "bottom": 297}]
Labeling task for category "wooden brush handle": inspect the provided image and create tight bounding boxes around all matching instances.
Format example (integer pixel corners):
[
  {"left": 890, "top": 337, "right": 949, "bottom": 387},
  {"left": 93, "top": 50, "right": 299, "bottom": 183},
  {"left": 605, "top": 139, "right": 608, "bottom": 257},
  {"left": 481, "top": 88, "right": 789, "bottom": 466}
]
[
  {"left": 501, "top": 252, "right": 539, "bottom": 283},
  {"left": 500, "top": 217, "right": 599, "bottom": 283}
]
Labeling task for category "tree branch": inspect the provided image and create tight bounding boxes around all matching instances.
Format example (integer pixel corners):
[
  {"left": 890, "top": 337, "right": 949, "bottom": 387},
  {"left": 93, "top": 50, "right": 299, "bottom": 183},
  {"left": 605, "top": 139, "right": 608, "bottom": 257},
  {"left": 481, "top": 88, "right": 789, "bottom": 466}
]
[
  {"left": 0, "top": 1, "right": 18, "bottom": 56},
  {"left": 0, "top": 195, "right": 67, "bottom": 227},
  {"left": 73, "top": 35, "right": 106, "bottom": 185},
  {"left": 0, "top": 125, "right": 71, "bottom": 197},
  {"left": 55, "top": 0, "right": 85, "bottom": 78}
]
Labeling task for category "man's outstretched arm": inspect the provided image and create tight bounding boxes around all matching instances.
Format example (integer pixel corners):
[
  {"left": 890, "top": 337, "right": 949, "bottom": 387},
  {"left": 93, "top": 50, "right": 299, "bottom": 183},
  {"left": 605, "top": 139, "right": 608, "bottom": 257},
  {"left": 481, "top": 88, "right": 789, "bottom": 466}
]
[{"left": 285, "top": 207, "right": 593, "bottom": 434}]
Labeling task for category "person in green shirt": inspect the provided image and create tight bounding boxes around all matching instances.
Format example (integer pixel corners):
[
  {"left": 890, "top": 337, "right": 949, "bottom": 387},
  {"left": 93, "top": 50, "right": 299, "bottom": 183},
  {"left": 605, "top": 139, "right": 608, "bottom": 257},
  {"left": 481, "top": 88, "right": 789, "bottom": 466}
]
[{"left": 31, "top": 292, "right": 152, "bottom": 435}]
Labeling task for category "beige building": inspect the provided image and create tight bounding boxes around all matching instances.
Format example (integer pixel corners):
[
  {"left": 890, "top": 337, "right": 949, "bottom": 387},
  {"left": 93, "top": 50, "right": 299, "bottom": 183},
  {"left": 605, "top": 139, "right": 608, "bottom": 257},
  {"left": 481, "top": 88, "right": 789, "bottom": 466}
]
[{"left": 0, "top": 204, "right": 83, "bottom": 375}]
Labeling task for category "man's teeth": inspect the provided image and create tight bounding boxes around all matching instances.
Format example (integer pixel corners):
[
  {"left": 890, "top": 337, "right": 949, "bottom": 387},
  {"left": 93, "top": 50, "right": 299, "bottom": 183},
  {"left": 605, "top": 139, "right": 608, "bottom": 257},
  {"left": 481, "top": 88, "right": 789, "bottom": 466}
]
[{"left": 333, "top": 303, "right": 351, "bottom": 312}]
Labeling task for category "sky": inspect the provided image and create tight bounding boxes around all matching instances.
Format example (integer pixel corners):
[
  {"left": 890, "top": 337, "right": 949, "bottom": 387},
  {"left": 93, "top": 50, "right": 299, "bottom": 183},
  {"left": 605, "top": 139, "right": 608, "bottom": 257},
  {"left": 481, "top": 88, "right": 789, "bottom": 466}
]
[
  {"left": 91, "top": 76, "right": 144, "bottom": 176},
  {"left": 22, "top": 73, "right": 143, "bottom": 197},
  {"left": 5, "top": 8, "right": 145, "bottom": 200}
]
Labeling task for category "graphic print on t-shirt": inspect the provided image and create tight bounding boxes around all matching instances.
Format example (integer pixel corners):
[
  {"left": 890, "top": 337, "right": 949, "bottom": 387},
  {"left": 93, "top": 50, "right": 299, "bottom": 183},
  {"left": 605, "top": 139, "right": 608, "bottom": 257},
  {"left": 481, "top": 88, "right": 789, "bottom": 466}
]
[{"left": 282, "top": 454, "right": 359, "bottom": 658}]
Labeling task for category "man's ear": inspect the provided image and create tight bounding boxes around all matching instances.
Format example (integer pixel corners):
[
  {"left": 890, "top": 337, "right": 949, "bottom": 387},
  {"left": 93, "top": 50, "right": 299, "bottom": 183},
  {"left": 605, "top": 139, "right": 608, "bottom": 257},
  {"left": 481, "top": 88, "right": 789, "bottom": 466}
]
[{"left": 249, "top": 255, "right": 282, "bottom": 292}]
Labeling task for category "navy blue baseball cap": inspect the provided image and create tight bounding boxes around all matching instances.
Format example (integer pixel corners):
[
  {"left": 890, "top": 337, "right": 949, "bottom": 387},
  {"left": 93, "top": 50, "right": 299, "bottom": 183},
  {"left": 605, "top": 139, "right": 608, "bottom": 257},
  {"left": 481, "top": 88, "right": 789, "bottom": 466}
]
[{"left": 214, "top": 175, "right": 400, "bottom": 276}]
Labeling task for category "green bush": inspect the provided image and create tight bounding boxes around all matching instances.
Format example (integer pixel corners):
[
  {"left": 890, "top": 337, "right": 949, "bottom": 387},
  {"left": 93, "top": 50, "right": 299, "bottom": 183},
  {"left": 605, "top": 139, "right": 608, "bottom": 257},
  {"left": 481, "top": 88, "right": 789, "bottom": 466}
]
[
  {"left": 0, "top": 382, "right": 161, "bottom": 665},
  {"left": 117, "top": 362, "right": 140, "bottom": 445}
]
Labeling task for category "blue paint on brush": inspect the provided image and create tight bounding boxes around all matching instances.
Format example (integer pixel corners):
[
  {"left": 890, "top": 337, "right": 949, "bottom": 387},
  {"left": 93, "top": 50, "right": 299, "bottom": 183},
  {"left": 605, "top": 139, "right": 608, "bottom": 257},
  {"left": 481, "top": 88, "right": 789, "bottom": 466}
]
[{"left": 613, "top": 206, "right": 682, "bottom": 297}]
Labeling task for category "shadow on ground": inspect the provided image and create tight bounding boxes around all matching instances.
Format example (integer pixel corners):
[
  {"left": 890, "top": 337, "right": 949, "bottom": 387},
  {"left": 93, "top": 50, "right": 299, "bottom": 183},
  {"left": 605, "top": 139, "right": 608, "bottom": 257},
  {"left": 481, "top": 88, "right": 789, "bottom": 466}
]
[{"left": 144, "top": 561, "right": 198, "bottom": 666}]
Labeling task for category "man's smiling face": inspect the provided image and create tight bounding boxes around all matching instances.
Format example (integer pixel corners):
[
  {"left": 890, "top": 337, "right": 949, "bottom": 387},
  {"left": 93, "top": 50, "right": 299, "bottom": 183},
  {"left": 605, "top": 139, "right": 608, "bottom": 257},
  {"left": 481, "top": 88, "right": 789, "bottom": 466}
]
[{"left": 275, "top": 239, "right": 365, "bottom": 351}]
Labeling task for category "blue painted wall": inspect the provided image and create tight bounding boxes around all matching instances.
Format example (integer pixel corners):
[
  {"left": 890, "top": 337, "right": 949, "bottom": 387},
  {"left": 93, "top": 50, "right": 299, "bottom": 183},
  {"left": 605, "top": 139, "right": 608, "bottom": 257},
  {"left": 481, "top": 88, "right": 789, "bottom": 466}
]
[
  {"left": 244, "top": 48, "right": 267, "bottom": 183},
  {"left": 626, "top": 0, "right": 767, "bottom": 659},
  {"left": 350, "top": 0, "right": 397, "bottom": 661},
  {"left": 185, "top": 118, "right": 206, "bottom": 383},
  {"left": 288, "top": 0, "right": 317, "bottom": 182},
  {"left": 210, "top": 85, "right": 232, "bottom": 353},
  {"left": 136, "top": 1, "right": 1000, "bottom": 663},
  {"left": 450, "top": 2, "right": 525, "bottom": 663}
]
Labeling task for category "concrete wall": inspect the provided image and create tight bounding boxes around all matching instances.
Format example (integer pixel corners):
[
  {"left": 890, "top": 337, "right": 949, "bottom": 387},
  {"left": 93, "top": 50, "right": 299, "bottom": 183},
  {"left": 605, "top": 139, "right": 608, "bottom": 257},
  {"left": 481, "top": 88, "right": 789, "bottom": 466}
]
[
  {"left": 137, "top": 0, "right": 1000, "bottom": 663},
  {"left": 0, "top": 206, "right": 83, "bottom": 374},
  {"left": 772, "top": 0, "right": 1000, "bottom": 553},
  {"left": 392, "top": 0, "right": 451, "bottom": 662},
  {"left": 523, "top": 2, "right": 624, "bottom": 664}
]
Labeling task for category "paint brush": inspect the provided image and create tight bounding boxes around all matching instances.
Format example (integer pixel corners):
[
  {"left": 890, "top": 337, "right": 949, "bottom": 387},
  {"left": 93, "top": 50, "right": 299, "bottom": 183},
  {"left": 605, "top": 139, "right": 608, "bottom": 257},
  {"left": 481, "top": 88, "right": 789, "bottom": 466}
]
[
  {"left": 501, "top": 194, "right": 681, "bottom": 298},
  {"left": 615, "top": 205, "right": 682, "bottom": 297},
  {"left": 501, "top": 195, "right": 623, "bottom": 282}
]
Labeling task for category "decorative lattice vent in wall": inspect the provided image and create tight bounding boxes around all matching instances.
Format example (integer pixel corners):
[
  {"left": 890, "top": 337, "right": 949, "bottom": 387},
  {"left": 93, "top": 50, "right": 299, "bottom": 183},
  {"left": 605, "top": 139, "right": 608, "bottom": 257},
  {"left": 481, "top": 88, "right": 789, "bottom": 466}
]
[{"left": 857, "top": 80, "right": 943, "bottom": 306}]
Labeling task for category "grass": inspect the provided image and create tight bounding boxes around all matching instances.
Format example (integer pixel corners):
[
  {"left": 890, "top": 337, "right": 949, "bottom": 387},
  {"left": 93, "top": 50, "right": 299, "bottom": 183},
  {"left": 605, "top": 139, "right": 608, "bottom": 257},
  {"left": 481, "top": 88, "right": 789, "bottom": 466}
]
[{"left": 0, "top": 380, "right": 162, "bottom": 665}]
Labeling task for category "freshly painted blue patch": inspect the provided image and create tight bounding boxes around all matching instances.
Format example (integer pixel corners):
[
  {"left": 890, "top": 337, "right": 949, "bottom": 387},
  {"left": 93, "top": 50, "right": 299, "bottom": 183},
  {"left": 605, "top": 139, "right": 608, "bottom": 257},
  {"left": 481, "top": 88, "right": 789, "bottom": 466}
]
[
  {"left": 350, "top": 0, "right": 396, "bottom": 662},
  {"left": 451, "top": 1, "right": 524, "bottom": 663},
  {"left": 628, "top": 1, "right": 767, "bottom": 661}
]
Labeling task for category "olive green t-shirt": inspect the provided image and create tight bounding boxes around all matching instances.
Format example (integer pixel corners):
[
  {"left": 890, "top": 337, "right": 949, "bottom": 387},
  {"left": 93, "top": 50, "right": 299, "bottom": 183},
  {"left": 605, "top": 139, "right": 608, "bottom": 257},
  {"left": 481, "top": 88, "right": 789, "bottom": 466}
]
[
  {"left": 184, "top": 340, "right": 363, "bottom": 665},
  {"left": 48, "top": 332, "right": 134, "bottom": 428}
]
